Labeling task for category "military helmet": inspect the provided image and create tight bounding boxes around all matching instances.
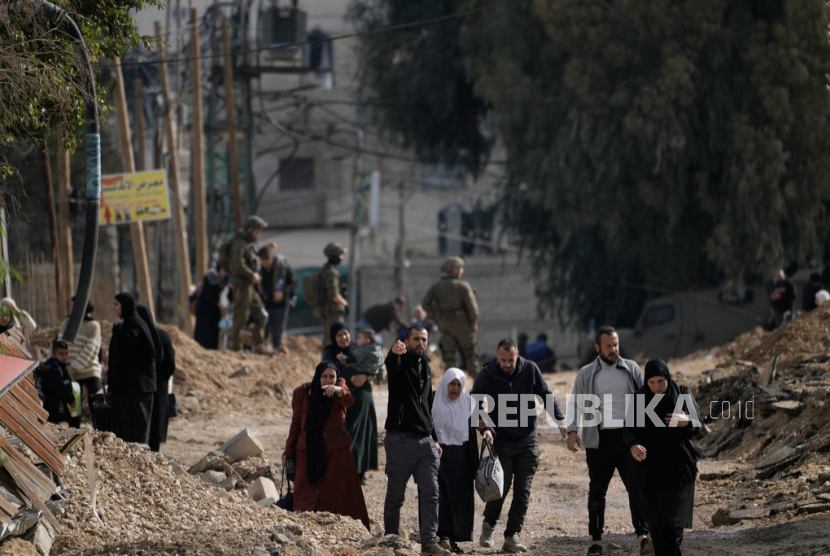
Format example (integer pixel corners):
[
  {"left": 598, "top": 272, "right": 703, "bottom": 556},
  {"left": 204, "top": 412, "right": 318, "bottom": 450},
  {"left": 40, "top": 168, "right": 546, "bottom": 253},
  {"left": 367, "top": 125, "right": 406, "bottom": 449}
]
[
  {"left": 441, "top": 256, "right": 465, "bottom": 273},
  {"left": 244, "top": 215, "right": 267, "bottom": 230},
  {"left": 324, "top": 243, "right": 346, "bottom": 258}
]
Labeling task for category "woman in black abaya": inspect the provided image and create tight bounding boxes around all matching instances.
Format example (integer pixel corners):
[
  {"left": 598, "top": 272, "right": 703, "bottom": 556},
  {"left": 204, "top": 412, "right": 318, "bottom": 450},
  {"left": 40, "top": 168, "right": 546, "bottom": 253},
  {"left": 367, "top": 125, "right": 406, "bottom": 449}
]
[
  {"left": 136, "top": 304, "right": 176, "bottom": 452},
  {"left": 624, "top": 359, "right": 703, "bottom": 556},
  {"left": 323, "top": 322, "right": 378, "bottom": 484},
  {"left": 108, "top": 293, "right": 157, "bottom": 444}
]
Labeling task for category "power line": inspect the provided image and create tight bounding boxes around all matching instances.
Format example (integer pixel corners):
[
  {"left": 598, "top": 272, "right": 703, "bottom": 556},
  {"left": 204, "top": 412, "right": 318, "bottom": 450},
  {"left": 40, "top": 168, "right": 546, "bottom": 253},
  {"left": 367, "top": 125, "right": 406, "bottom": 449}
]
[{"left": 105, "top": 0, "right": 513, "bottom": 69}]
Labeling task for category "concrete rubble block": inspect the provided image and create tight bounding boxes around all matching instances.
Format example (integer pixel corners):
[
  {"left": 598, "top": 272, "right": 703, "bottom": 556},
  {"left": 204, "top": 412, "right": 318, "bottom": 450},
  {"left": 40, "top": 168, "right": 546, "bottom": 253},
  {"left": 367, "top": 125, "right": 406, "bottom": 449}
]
[
  {"left": 248, "top": 477, "right": 278, "bottom": 502},
  {"left": 189, "top": 456, "right": 209, "bottom": 474},
  {"left": 169, "top": 461, "right": 187, "bottom": 478},
  {"left": 218, "top": 428, "right": 265, "bottom": 462},
  {"left": 218, "top": 476, "right": 237, "bottom": 491},
  {"left": 23, "top": 520, "right": 56, "bottom": 556},
  {"left": 712, "top": 507, "right": 766, "bottom": 526},
  {"left": 256, "top": 496, "right": 276, "bottom": 507},
  {"left": 200, "top": 470, "right": 226, "bottom": 485}
]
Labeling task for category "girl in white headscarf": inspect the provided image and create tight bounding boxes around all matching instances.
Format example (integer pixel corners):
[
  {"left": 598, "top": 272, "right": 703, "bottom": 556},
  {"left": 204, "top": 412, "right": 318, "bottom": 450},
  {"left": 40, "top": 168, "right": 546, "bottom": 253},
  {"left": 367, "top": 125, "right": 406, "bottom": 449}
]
[{"left": 432, "top": 368, "right": 478, "bottom": 553}]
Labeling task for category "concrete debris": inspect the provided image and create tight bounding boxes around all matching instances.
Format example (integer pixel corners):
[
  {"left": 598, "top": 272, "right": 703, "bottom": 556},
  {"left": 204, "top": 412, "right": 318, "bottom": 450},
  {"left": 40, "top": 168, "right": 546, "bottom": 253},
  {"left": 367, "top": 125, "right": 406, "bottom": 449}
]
[
  {"left": 230, "top": 366, "right": 251, "bottom": 378},
  {"left": 22, "top": 521, "right": 55, "bottom": 556},
  {"left": 199, "top": 470, "right": 226, "bottom": 485},
  {"left": 249, "top": 477, "right": 279, "bottom": 503},
  {"left": 218, "top": 428, "right": 265, "bottom": 462}
]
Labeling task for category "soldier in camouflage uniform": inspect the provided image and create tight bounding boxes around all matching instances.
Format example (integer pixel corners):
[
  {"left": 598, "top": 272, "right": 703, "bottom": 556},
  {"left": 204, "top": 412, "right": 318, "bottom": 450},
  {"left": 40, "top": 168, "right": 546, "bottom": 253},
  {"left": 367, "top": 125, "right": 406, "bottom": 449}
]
[
  {"left": 313, "top": 243, "right": 348, "bottom": 348},
  {"left": 422, "top": 257, "right": 480, "bottom": 374},
  {"left": 229, "top": 216, "right": 274, "bottom": 354}
]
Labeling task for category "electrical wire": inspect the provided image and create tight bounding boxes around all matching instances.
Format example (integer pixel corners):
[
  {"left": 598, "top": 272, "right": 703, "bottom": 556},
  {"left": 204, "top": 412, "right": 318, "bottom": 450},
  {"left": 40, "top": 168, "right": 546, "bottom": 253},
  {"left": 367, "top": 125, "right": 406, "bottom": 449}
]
[{"left": 104, "top": 0, "right": 514, "bottom": 69}]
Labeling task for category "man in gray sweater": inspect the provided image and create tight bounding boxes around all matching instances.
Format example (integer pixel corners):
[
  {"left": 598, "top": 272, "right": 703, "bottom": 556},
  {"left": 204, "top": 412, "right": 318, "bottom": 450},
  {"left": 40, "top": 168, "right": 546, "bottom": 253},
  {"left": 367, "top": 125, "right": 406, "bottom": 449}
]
[{"left": 566, "top": 326, "right": 651, "bottom": 556}]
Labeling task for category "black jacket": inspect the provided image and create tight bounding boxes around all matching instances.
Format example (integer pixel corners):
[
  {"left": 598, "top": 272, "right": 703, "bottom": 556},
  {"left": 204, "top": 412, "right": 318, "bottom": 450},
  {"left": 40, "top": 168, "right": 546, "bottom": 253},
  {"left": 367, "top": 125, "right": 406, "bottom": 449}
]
[
  {"left": 35, "top": 358, "right": 75, "bottom": 424},
  {"left": 260, "top": 255, "right": 298, "bottom": 309},
  {"left": 471, "top": 356, "right": 564, "bottom": 442},
  {"left": 108, "top": 317, "right": 157, "bottom": 394},
  {"left": 384, "top": 348, "right": 435, "bottom": 438}
]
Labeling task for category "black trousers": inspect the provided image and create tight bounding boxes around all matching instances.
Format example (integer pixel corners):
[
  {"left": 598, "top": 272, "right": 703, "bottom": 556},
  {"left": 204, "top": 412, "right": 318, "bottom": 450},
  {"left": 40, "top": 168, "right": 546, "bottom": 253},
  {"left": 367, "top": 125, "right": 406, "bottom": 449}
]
[
  {"left": 586, "top": 428, "right": 648, "bottom": 541},
  {"left": 652, "top": 527, "right": 683, "bottom": 556},
  {"left": 483, "top": 436, "right": 540, "bottom": 537}
]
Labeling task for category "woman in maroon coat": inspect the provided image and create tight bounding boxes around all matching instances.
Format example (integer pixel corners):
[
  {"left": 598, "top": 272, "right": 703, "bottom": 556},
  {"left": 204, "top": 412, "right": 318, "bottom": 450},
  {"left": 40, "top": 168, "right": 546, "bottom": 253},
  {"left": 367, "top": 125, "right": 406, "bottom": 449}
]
[{"left": 284, "top": 361, "right": 371, "bottom": 530}]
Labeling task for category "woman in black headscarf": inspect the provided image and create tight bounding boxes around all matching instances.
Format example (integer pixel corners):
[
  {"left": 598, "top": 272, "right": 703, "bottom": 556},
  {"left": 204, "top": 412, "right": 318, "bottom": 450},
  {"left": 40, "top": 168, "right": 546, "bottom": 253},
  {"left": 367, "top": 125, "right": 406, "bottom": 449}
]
[
  {"left": 624, "top": 359, "right": 703, "bottom": 556},
  {"left": 323, "top": 322, "right": 378, "bottom": 484},
  {"left": 136, "top": 305, "right": 176, "bottom": 452},
  {"left": 283, "top": 361, "right": 370, "bottom": 530},
  {"left": 193, "top": 267, "right": 229, "bottom": 349},
  {"left": 108, "top": 293, "right": 157, "bottom": 444}
]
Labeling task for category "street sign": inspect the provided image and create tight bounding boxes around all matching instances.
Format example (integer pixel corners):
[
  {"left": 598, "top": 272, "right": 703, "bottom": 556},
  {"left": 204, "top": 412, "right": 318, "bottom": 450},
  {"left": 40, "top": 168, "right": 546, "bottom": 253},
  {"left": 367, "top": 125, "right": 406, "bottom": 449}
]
[{"left": 99, "top": 169, "right": 171, "bottom": 225}]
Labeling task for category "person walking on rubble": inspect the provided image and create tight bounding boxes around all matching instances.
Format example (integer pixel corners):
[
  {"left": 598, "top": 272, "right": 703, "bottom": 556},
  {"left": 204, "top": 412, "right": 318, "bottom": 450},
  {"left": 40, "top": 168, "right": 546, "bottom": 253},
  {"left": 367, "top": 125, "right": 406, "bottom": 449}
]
[
  {"left": 625, "top": 359, "right": 703, "bottom": 556},
  {"left": 108, "top": 292, "right": 157, "bottom": 444},
  {"left": 258, "top": 244, "right": 298, "bottom": 353},
  {"left": 422, "top": 257, "right": 480, "bottom": 374},
  {"left": 58, "top": 299, "right": 103, "bottom": 423},
  {"left": 383, "top": 325, "right": 450, "bottom": 555},
  {"left": 228, "top": 215, "right": 275, "bottom": 353},
  {"left": 567, "top": 326, "right": 651, "bottom": 556}
]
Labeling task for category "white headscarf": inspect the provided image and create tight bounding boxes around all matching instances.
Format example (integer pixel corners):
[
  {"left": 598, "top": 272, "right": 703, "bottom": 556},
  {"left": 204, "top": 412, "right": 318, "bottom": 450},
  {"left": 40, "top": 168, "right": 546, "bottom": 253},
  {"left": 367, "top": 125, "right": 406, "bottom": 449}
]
[{"left": 433, "top": 368, "right": 472, "bottom": 446}]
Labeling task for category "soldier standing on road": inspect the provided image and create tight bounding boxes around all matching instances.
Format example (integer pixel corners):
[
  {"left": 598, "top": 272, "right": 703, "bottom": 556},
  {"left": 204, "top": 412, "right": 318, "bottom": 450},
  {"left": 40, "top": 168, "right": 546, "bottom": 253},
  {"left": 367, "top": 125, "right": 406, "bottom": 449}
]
[
  {"left": 229, "top": 215, "right": 274, "bottom": 354},
  {"left": 313, "top": 243, "right": 349, "bottom": 349},
  {"left": 422, "top": 257, "right": 480, "bottom": 374}
]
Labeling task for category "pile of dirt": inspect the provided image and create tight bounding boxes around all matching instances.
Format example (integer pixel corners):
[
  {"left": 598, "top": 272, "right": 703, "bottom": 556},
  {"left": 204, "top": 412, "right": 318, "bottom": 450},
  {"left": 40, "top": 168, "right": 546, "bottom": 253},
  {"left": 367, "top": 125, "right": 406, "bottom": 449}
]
[
  {"left": 688, "top": 304, "right": 830, "bottom": 520},
  {"left": 31, "top": 323, "right": 325, "bottom": 418},
  {"left": 49, "top": 431, "right": 380, "bottom": 556}
]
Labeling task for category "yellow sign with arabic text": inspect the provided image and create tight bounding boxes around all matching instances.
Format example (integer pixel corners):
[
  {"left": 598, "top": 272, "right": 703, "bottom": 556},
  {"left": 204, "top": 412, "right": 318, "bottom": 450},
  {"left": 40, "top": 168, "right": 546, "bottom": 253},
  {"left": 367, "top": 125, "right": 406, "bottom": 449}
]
[{"left": 99, "top": 170, "right": 171, "bottom": 225}]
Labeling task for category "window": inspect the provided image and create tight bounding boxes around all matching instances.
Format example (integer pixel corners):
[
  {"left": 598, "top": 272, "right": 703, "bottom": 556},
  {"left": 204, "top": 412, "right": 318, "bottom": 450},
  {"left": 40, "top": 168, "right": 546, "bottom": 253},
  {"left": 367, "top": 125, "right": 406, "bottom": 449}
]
[
  {"left": 279, "top": 158, "right": 314, "bottom": 191},
  {"left": 642, "top": 305, "right": 675, "bottom": 327}
]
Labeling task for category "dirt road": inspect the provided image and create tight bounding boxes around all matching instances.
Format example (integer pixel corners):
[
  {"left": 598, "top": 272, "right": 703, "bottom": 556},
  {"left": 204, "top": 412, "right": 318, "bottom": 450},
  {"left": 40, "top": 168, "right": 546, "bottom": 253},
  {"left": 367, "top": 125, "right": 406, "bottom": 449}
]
[{"left": 161, "top": 366, "right": 830, "bottom": 555}]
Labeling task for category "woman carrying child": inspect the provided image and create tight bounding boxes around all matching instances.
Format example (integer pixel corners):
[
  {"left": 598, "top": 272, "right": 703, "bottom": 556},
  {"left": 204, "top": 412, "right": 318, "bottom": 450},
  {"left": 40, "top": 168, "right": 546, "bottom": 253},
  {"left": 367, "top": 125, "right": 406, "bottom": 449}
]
[{"left": 323, "top": 322, "right": 382, "bottom": 485}]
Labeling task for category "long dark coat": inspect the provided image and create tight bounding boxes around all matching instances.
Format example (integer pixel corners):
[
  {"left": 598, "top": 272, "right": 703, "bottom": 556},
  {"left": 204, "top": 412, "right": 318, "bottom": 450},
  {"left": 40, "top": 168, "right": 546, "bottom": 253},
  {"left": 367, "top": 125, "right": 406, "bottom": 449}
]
[
  {"left": 284, "top": 379, "right": 370, "bottom": 531},
  {"left": 149, "top": 328, "right": 175, "bottom": 451}
]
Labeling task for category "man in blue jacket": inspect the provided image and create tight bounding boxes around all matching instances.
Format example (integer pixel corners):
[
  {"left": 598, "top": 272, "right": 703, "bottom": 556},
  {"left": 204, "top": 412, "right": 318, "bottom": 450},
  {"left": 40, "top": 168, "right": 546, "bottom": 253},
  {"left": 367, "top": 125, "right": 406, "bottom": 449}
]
[{"left": 471, "top": 338, "right": 566, "bottom": 553}]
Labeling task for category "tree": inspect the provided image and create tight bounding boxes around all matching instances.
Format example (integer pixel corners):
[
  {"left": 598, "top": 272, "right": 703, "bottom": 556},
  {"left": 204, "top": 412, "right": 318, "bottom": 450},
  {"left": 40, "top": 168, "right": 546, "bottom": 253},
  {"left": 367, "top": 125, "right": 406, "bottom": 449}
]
[
  {"left": 0, "top": 0, "right": 161, "bottom": 170},
  {"left": 346, "top": 0, "right": 491, "bottom": 175},
  {"left": 351, "top": 0, "right": 830, "bottom": 327}
]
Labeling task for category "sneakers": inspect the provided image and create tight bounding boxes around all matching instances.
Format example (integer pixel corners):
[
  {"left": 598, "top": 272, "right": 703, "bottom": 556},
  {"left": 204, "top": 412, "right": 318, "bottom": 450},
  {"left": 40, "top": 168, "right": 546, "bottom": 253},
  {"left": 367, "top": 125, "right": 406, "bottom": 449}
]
[
  {"left": 421, "top": 540, "right": 451, "bottom": 555},
  {"left": 639, "top": 536, "right": 654, "bottom": 555},
  {"left": 254, "top": 343, "right": 274, "bottom": 355},
  {"left": 479, "top": 521, "right": 495, "bottom": 548},
  {"left": 502, "top": 534, "right": 528, "bottom": 553},
  {"left": 438, "top": 538, "right": 451, "bottom": 550}
]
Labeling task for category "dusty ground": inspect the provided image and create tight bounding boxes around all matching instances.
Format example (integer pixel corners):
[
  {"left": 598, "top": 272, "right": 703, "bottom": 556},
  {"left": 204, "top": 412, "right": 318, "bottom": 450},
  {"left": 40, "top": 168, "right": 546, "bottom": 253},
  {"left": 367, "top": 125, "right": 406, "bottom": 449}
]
[
  {"left": 159, "top": 365, "right": 830, "bottom": 555},
  {"left": 16, "top": 318, "right": 830, "bottom": 555}
]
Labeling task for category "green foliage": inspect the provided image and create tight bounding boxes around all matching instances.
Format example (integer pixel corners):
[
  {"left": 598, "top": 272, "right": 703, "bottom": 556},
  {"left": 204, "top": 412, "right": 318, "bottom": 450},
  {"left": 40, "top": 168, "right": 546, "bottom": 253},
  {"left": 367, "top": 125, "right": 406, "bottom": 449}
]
[
  {"left": 461, "top": 0, "right": 830, "bottom": 326},
  {"left": 0, "top": 0, "right": 162, "bottom": 163},
  {"left": 347, "top": 0, "right": 491, "bottom": 175}
]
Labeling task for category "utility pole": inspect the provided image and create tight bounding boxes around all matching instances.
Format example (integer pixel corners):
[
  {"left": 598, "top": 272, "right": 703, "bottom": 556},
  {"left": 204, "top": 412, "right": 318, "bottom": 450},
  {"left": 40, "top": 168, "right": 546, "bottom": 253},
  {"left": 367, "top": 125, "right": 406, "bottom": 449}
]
[
  {"left": 57, "top": 145, "right": 74, "bottom": 313},
  {"left": 156, "top": 22, "right": 194, "bottom": 332},
  {"left": 42, "top": 143, "right": 65, "bottom": 316},
  {"left": 191, "top": 7, "right": 208, "bottom": 280},
  {"left": 221, "top": 17, "right": 243, "bottom": 229},
  {"left": 113, "top": 56, "right": 155, "bottom": 316},
  {"left": 396, "top": 181, "right": 406, "bottom": 300},
  {"left": 346, "top": 129, "right": 364, "bottom": 332}
]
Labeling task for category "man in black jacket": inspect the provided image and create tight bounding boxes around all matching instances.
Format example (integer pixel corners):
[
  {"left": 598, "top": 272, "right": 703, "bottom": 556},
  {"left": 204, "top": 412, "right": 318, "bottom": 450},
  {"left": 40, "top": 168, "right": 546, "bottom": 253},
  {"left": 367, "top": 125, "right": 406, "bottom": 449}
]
[
  {"left": 35, "top": 340, "right": 77, "bottom": 426},
  {"left": 471, "top": 338, "right": 566, "bottom": 553},
  {"left": 258, "top": 246, "right": 298, "bottom": 352},
  {"left": 384, "top": 325, "right": 449, "bottom": 555}
]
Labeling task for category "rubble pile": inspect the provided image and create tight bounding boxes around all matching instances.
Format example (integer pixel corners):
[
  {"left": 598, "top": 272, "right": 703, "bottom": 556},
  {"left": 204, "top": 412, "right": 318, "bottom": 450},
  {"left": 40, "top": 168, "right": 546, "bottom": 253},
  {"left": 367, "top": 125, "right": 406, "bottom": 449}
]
[
  {"left": 47, "top": 431, "right": 374, "bottom": 556},
  {"left": 690, "top": 304, "right": 830, "bottom": 523},
  {"left": 32, "top": 324, "right": 324, "bottom": 418}
]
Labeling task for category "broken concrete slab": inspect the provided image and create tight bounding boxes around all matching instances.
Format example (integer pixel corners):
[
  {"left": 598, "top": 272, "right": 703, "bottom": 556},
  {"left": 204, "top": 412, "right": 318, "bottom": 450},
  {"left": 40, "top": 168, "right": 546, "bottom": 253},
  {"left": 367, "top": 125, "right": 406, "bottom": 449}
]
[
  {"left": 711, "top": 508, "right": 767, "bottom": 526},
  {"left": 795, "top": 502, "right": 830, "bottom": 515},
  {"left": 200, "top": 470, "right": 226, "bottom": 485},
  {"left": 256, "top": 496, "right": 276, "bottom": 507},
  {"left": 218, "top": 476, "right": 237, "bottom": 491},
  {"left": 22, "top": 520, "right": 56, "bottom": 556},
  {"left": 218, "top": 429, "right": 264, "bottom": 462},
  {"left": 248, "top": 477, "right": 278, "bottom": 503},
  {"left": 169, "top": 461, "right": 187, "bottom": 478}
]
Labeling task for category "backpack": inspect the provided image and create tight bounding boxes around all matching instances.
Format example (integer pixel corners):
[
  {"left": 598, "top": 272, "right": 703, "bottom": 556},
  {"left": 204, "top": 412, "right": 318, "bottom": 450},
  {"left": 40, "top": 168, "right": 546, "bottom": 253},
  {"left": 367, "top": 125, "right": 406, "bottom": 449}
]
[
  {"left": 216, "top": 238, "right": 234, "bottom": 273},
  {"left": 301, "top": 269, "right": 323, "bottom": 307}
]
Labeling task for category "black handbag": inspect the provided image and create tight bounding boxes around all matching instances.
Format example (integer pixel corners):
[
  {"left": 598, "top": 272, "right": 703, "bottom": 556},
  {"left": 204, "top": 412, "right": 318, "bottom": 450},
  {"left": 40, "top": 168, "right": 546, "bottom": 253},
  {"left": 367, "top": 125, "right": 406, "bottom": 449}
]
[{"left": 277, "top": 459, "right": 294, "bottom": 511}]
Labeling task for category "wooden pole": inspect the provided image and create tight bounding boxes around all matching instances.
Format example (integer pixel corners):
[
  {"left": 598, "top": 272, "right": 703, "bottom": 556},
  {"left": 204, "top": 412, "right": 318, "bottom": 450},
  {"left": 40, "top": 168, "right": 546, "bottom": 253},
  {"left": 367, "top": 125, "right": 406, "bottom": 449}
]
[
  {"left": 134, "top": 79, "right": 153, "bottom": 290},
  {"left": 41, "top": 143, "right": 65, "bottom": 315},
  {"left": 397, "top": 181, "right": 406, "bottom": 301},
  {"left": 155, "top": 22, "right": 194, "bottom": 333},
  {"left": 221, "top": 16, "right": 243, "bottom": 229},
  {"left": 57, "top": 145, "right": 74, "bottom": 314},
  {"left": 112, "top": 56, "right": 155, "bottom": 316},
  {"left": 191, "top": 7, "right": 208, "bottom": 280}
]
